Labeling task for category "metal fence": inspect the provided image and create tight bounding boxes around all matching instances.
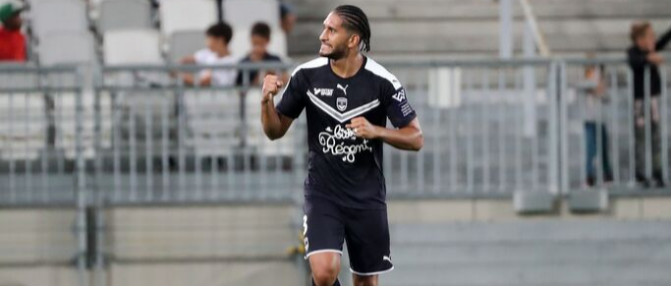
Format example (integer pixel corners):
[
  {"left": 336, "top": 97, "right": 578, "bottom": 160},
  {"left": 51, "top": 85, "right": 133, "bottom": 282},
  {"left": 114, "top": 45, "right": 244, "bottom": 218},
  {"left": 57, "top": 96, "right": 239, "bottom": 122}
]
[
  {"left": 0, "top": 64, "right": 90, "bottom": 286},
  {"left": 384, "top": 59, "right": 559, "bottom": 197},
  {"left": 560, "top": 59, "right": 671, "bottom": 193},
  {"left": 2, "top": 58, "right": 671, "bottom": 286},
  {"left": 1, "top": 59, "right": 670, "bottom": 206},
  {"left": 94, "top": 63, "right": 306, "bottom": 205}
]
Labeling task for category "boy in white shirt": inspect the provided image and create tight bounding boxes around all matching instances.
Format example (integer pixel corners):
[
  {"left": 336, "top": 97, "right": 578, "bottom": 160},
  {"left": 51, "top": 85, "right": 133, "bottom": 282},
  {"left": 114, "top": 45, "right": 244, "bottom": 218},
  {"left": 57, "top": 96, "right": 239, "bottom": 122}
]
[{"left": 180, "top": 22, "right": 237, "bottom": 87}]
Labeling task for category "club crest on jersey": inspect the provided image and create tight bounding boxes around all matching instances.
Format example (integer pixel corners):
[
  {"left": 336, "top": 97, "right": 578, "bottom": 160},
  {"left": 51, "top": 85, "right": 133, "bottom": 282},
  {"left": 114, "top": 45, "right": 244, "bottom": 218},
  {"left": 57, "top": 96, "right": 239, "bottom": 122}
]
[
  {"left": 313, "top": 88, "right": 333, "bottom": 96},
  {"left": 336, "top": 97, "right": 348, "bottom": 111}
]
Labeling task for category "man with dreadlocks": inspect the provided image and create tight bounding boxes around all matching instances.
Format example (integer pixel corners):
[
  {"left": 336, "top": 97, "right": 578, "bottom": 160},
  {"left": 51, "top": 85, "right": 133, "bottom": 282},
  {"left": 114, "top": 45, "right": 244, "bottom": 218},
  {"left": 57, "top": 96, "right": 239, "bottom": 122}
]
[{"left": 261, "top": 5, "right": 423, "bottom": 286}]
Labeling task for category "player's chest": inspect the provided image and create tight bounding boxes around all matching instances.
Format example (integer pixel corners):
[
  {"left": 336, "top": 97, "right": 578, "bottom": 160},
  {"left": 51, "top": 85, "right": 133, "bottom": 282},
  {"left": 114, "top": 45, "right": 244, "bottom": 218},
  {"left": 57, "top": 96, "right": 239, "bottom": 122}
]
[{"left": 305, "top": 81, "right": 381, "bottom": 123}]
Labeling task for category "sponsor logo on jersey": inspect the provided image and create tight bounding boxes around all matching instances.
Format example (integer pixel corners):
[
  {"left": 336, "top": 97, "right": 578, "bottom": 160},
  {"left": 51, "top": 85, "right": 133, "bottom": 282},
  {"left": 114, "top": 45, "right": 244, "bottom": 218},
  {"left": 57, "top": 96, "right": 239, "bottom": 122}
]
[
  {"left": 318, "top": 125, "right": 373, "bottom": 163},
  {"left": 313, "top": 88, "right": 334, "bottom": 96},
  {"left": 392, "top": 89, "right": 406, "bottom": 102},
  {"left": 336, "top": 84, "right": 349, "bottom": 95}
]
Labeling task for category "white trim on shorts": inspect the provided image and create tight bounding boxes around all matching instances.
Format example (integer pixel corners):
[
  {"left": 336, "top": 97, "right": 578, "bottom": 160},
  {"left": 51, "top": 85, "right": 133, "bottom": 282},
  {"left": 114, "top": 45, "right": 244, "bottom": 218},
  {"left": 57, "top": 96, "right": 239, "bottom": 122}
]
[
  {"left": 304, "top": 249, "right": 343, "bottom": 260},
  {"left": 349, "top": 266, "right": 395, "bottom": 276}
]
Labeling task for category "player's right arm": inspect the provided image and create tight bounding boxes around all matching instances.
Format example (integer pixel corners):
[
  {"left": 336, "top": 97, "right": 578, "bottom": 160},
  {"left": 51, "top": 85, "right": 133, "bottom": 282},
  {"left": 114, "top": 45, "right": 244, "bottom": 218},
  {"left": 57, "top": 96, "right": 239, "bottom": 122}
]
[{"left": 261, "top": 74, "right": 294, "bottom": 140}]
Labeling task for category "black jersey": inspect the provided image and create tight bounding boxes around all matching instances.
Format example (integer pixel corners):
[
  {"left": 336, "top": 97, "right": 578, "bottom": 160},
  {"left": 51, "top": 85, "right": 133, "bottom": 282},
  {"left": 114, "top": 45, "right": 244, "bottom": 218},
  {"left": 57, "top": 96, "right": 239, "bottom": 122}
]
[{"left": 276, "top": 56, "right": 417, "bottom": 209}]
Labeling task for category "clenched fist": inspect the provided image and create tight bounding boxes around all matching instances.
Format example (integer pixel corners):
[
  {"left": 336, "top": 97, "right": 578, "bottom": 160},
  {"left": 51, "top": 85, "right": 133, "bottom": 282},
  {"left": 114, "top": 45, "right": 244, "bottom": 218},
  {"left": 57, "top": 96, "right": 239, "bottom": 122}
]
[
  {"left": 346, "top": 117, "right": 380, "bottom": 139},
  {"left": 262, "top": 74, "right": 284, "bottom": 104}
]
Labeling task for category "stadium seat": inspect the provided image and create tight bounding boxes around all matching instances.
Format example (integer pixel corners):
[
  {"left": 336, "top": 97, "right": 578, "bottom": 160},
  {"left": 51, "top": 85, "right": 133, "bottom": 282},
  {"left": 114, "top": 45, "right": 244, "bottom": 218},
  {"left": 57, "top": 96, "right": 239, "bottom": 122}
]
[
  {"left": 30, "top": 0, "right": 88, "bottom": 40},
  {"left": 103, "top": 29, "right": 163, "bottom": 65},
  {"left": 38, "top": 32, "right": 97, "bottom": 66},
  {"left": 159, "top": 0, "right": 217, "bottom": 37},
  {"left": 229, "top": 26, "right": 287, "bottom": 60},
  {"left": 168, "top": 30, "right": 206, "bottom": 64},
  {"left": 102, "top": 29, "right": 170, "bottom": 151},
  {"left": 99, "top": 0, "right": 152, "bottom": 33},
  {"left": 223, "top": 0, "right": 279, "bottom": 29}
]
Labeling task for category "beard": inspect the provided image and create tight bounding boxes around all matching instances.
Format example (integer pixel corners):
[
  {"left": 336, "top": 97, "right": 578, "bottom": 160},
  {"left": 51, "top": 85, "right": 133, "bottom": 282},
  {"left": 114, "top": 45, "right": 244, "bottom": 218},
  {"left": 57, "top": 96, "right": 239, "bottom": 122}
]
[{"left": 319, "top": 42, "right": 348, "bottom": 60}]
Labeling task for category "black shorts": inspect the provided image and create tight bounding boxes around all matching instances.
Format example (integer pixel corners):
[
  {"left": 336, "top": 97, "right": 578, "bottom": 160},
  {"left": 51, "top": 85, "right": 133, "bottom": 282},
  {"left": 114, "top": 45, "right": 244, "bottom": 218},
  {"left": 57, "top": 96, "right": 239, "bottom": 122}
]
[{"left": 303, "top": 195, "right": 394, "bottom": 276}]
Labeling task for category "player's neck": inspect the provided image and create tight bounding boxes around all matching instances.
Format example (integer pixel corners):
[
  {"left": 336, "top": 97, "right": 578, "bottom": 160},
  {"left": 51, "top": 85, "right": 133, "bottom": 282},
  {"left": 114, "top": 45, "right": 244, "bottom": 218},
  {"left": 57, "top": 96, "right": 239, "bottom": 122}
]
[{"left": 330, "top": 53, "right": 364, "bottom": 78}]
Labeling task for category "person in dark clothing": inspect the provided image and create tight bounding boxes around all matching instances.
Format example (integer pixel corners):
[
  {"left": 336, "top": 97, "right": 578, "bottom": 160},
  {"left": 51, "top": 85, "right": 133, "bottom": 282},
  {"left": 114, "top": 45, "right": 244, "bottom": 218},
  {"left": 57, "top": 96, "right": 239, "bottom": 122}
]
[
  {"left": 261, "top": 5, "right": 423, "bottom": 286},
  {"left": 627, "top": 21, "right": 671, "bottom": 188},
  {"left": 235, "top": 22, "right": 286, "bottom": 86}
]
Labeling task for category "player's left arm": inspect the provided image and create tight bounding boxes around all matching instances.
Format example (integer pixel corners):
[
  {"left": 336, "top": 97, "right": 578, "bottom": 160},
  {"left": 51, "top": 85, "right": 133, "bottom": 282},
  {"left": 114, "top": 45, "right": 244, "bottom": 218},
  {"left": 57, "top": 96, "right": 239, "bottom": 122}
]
[{"left": 347, "top": 117, "right": 423, "bottom": 151}]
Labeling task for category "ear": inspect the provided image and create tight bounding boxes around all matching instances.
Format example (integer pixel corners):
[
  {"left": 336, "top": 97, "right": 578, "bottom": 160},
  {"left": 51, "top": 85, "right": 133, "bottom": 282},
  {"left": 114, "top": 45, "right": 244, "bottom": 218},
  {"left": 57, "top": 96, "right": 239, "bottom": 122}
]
[{"left": 348, "top": 33, "right": 361, "bottom": 49}]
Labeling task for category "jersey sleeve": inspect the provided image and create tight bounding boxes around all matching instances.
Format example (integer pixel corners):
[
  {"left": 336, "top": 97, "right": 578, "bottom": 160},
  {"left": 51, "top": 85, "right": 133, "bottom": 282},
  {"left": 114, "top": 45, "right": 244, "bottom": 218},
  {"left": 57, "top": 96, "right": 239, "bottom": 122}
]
[
  {"left": 275, "top": 69, "right": 307, "bottom": 119},
  {"left": 383, "top": 81, "right": 417, "bottom": 128}
]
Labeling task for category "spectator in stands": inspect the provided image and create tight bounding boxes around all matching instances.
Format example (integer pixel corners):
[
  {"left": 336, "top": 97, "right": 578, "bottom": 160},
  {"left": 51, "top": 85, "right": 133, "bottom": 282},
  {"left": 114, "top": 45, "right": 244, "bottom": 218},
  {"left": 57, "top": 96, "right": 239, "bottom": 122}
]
[
  {"left": 627, "top": 21, "right": 671, "bottom": 188},
  {"left": 279, "top": 1, "right": 296, "bottom": 35},
  {"left": 235, "top": 22, "right": 286, "bottom": 86},
  {"left": 0, "top": 1, "right": 26, "bottom": 62},
  {"left": 579, "top": 58, "right": 613, "bottom": 187},
  {"left": 179, "top": 22, "right": 236, "bottom": 87}
]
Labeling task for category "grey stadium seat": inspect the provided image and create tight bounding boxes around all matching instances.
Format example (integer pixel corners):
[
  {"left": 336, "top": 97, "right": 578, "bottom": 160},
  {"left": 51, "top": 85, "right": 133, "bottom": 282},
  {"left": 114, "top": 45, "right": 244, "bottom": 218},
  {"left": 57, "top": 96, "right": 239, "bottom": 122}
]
[
  {"left": 223, "top": 0, "right": 279, "bottom": 29},
  {"left": 159, "top": 0, "right": 217, "bottom": 37},
  {"left": 103, "top": 29, "right": 163, "bottom": 65},
  {"left": 31, "top": 0, "right": 88, "bottom": 40},
  {"left": 99, "top": 0, "right": 152, "bottom": 33},
  {"left": 168, "top": 30, "right": 206, "bottom": 64},
  {"left": 38, "top": 32, "right": 97, "bottom": 66},
  {"left": 38, "top": 31, "right": 101, "bottom": 159}
]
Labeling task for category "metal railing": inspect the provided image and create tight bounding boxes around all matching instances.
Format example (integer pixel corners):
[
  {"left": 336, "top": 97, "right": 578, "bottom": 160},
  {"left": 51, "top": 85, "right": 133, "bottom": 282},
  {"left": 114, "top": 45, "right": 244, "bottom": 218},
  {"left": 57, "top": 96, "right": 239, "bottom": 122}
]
[
  {"left": 559, "top": 58, "right": 670, "bottom": 193},
  {"left": 382, "top": 59, "right": 559, "bottom": 198},
  {"left": 2, "top": 57, "right": 671, "bottom": 286},
  {"left": 0, "top": 58, "right": 669, "bottom": 207}
]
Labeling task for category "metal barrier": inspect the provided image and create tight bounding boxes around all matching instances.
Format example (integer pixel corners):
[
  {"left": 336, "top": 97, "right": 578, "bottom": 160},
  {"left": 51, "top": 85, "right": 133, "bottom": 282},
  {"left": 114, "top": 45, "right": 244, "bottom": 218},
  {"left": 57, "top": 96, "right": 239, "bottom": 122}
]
[
  {"left": 0, "top": 65, "right": 86, "bottom": 205},
  {"left": 94, "top": 63, "right": 304, "bottom": 205},
  {"left": 2, "top": 58, "right": 671, "bottom": 286},
  {"left": 383, "top": 59, "right": 559, "bottom": 197},
  {"left": 1, "top": 59, "right": 669, "bottom": 207},
  {"left": 559, "top": 59, "right": 670, "bottom": 193},
  {"left": 0, "top": 64, "right": 90, "bottom": 286}
]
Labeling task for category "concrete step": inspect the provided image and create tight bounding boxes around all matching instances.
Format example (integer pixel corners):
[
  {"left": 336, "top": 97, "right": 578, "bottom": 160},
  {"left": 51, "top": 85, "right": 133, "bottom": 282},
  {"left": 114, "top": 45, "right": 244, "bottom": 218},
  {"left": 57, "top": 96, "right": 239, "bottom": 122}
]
[
  {"left": 380, "top": 221, "right": 671, "bottom": 286},
  {"left": 390, "top": 221, "right": 671, "bottom": 243},
  {"left": 289, "top": 18, "right": 671, "bottom": 55},
  {"left": 392, "top": 240, "right": 671, "bottom": 264},
  {"left": 382, "top": 262, "right": 671, "bottom": 286},
  {"left": 289, "top": 0, "right": 671, "bottom": 21}
]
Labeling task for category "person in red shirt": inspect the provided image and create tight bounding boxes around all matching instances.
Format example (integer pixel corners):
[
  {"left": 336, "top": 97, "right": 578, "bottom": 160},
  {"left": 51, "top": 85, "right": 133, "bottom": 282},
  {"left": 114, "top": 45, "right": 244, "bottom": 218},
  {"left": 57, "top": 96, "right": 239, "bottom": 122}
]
[{"left": 0, "top": 2, "right": 26, "bottom": 62}]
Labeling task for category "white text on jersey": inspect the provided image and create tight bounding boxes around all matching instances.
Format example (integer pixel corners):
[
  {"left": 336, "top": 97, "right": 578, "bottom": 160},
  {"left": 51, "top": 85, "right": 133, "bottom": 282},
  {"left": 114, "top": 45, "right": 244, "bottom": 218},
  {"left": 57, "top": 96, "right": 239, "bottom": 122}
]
[{"left": 313, "top": 88, "right": 334, "bottom": 97}]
